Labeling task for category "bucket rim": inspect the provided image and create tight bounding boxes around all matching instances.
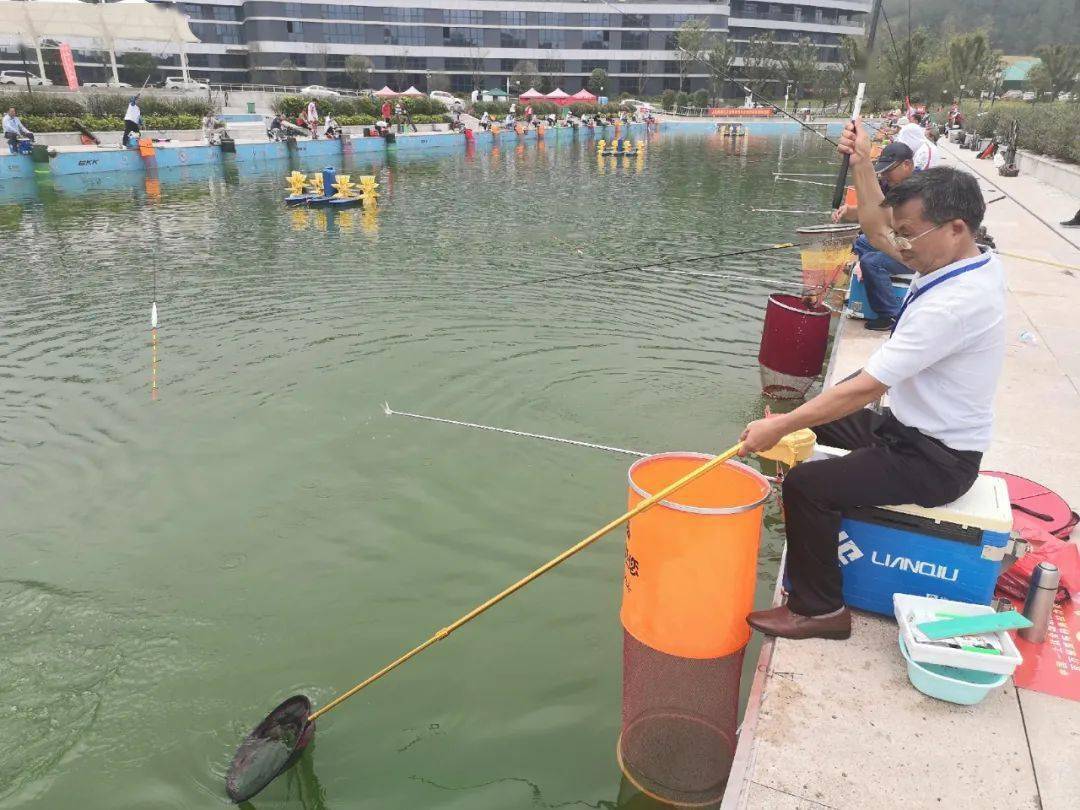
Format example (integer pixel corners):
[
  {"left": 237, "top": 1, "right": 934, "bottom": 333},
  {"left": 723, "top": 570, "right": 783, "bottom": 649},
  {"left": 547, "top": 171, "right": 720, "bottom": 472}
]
[
  {"left": 766, "top": 292, "right": 830, "bottom": 317},
  {"left": 627, "top": 452, "right": 772, "bottom": 515}
]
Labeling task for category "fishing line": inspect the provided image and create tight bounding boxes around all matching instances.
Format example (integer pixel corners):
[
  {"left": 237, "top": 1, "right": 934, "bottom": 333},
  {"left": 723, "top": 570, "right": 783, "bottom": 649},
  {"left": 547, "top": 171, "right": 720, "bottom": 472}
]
[
  {"left": 383, "top": 403, "right": 646, "bottom": 457},
  {"left": 150, "top": 264, "right": 158, "bottom": 401},
  {"left": 880, "top": 8, "right": 909, "bottom": 104},
  {"left": 383, "top": 404, "right": 785, "bottom": 481},
  {"left": 653, "top": 267, "right": 808, "bottom": 290},
  {"left": 478, "top": 241, "right": 802, "bottom": 293},
  {"left": 591, "top": 0, "right": 840, "bottom": 146},
  {"left": 751, "top": 208, "right": 832, "bottom": 215},
  {"left": 774, "top": 176, "right": 834, "bottom": 188}
]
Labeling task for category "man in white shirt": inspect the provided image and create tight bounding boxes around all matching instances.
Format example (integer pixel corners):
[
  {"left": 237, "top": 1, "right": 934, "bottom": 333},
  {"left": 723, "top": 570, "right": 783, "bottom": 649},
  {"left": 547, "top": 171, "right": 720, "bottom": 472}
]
[
  {"left": 894, "top": 116, "right": 925, "bottom": 152},
  {"left": 122, "top": 96, "right": 142, "bottom": 147},
  {"left": 740, "top": 118, "right": 1006, "bottom": 641},
  {"left": 3, "top": 106, "right": 33, "bottom": 150}
]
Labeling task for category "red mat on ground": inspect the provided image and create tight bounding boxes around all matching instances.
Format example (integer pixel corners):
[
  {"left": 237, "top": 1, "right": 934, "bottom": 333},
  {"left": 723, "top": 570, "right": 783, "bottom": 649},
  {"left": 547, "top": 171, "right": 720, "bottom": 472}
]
[{"left": 1013, "top": 599, "right": 1080, "bottom": 702}]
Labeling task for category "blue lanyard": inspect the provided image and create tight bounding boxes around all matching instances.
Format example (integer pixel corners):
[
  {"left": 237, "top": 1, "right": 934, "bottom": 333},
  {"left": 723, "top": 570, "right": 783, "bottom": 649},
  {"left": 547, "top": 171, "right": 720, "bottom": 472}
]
[{"left": 891, "top": 254, "right": 991, "bottom": 334}]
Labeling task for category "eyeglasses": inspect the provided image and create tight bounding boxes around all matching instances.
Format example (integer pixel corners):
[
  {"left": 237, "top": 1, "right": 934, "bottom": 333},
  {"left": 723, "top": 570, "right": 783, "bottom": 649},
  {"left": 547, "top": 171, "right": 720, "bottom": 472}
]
[{"left": 886, "top": 224, "right": 942, "bottom": 251}]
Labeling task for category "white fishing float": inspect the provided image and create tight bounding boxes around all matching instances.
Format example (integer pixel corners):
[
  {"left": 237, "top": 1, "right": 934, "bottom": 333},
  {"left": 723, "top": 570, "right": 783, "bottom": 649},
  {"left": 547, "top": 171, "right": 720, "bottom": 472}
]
[{"left": 150, "top": 269, "right": 158, "bottom": 401}]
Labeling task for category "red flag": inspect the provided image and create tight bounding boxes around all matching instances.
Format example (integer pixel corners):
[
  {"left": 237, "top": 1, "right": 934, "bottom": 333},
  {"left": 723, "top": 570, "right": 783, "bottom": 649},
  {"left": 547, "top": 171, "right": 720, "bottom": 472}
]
[{"left": 59, "top": 43, "right": 79, "bottom": 90}]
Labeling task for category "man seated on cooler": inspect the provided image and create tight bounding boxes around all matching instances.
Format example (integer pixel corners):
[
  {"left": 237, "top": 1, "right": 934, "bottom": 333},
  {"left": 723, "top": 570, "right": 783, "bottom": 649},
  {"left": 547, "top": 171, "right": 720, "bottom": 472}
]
[
  {"left": 739, "top": 119, "right": 1006, "bottom": 641},
  {"left": 3, "top": 106, "right": 33, "bottom": 150}
]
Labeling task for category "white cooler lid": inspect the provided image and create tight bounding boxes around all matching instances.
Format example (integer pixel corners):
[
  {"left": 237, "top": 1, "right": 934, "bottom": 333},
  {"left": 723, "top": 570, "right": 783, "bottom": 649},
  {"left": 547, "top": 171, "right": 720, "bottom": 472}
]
[{"left": 814, "top": 445, "right": 1014, "bottom": 533}]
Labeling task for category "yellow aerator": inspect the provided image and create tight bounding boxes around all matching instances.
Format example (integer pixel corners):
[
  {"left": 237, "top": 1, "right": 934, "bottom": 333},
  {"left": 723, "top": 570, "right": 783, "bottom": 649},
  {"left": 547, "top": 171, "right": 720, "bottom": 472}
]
[
  {"left": 331, "top": 175, "right": 356, "bottom": 198},
  {"left": 286, "top": 171, "right": 308, "bottom": 196},
  {"left": 308, "top": 173, "right": 324, "bottom": 196},
  {"left": 358, "top": 175, "right": 379, "bottom": 205}
]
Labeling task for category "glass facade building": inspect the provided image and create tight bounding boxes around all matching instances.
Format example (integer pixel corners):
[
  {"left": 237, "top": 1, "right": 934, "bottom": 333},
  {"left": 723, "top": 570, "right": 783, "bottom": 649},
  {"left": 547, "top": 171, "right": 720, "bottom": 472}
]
[{"left": 0, "top": 1, "right": 870, "bottom": 96}]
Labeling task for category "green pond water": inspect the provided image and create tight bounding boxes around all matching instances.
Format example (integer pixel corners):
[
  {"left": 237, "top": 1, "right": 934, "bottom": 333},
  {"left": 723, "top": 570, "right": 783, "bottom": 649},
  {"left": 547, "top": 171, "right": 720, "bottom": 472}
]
[{"left": 0, "top": 128, "right": 837, "bottom": 809}]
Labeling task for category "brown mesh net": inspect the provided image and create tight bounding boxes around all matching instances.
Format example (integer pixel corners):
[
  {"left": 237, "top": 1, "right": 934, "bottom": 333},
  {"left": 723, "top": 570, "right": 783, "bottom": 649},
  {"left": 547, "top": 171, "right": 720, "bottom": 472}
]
[{"left": 618, "top": 630, "right": 742, "bottom": 808}]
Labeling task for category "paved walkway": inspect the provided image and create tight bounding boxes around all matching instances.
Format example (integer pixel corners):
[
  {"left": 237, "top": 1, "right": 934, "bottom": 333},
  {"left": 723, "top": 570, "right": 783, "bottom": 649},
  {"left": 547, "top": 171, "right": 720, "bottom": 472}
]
[{"left": 723, "top": 140, "right": 1080, "bottom": 809}]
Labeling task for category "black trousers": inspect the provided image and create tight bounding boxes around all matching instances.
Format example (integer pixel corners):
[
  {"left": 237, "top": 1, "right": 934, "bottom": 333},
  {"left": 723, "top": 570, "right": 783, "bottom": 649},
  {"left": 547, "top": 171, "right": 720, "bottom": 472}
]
[
  {"left": 781, "top": 409, "right": 981, "bottom": 616},
  {"left": 122, "top": 120, "right": 140, "bottom": 146}
]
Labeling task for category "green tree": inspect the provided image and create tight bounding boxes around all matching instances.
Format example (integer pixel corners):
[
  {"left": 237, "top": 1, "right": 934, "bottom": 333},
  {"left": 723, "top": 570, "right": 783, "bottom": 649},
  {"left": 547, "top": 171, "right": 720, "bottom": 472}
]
[
  {"left": 1027, "top": 63, "right": 1053, "bottom": 100},
  {"left": 707, "top": 38, "right": 735, "bottom": 102},
  {"left": 587, "top": 67, "right": 608, "bottom": 96},
  {"left": 1033, "top": 44, "right": 1080, "bottom": 99},
  {"left": 882, "top": 27, "right": 932, "bottom": 102},
  {"left": 675, "top": 19, "right": 710, "bottom": 92},
  {"left": 121, "top": 51, "right": 158, "bottom": 86},
  {"left": 538, "top": 74, "right": 553, "bottom": 94},
  {"left": 780, "top": 37, "right": 821, "bottom": 105},
  {"left": 277, "top": 58, "right": 301, "bottom": 87},
  {"left": 744, "top": 33, "right": 779, "bottom": 98},
  {"left": 947, "top": 31, "right": 990, "bottom": 99},
  {"left": 838, "top": 35, "right": 863, "bottom": 112},
  {"left": 344, "top": 55, "right": 373, "bottom": 89}
]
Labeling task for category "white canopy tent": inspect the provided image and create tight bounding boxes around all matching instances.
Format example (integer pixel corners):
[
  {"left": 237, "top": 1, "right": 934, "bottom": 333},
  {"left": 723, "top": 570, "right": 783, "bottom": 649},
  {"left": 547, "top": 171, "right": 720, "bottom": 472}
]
[{"left": 0, "top": 0, "right": 199, "bottom": 86}]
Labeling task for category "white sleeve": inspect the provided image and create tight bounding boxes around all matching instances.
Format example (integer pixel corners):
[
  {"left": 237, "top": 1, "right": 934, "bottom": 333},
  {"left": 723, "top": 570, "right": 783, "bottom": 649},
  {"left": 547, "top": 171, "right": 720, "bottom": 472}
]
[
  {"left": 913, "top": 144, "right": 931, "bottom": 171},
  {"left": 864, "top": 303, "right": 965, "bottom": 387}
]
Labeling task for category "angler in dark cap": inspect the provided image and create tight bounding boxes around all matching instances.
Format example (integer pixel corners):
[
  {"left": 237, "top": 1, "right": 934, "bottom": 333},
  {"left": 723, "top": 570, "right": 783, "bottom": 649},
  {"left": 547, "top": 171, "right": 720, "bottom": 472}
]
[
  {"left": 873, "top": 141, "right": 917, "bottom": 187},
  {"left": 833, "top": 141, "right": 919, "bottom": 330}
]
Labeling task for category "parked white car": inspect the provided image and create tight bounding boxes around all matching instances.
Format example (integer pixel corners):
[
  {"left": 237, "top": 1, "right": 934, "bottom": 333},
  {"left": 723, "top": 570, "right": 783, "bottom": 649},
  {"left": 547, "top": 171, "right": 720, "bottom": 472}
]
[
  {"left": 429, "top": 90, "right": 459, "bottom": 108},
  {"left": 0, "top": 70, "right": 52, "bottom": 86},
  {"left": 1021, "top": 90, "right": 1036, "bottom": 102},
  {"left": 300, "top": 85, "right": 340, "bottom": 97},
  {"left": 163, "top": 76, "right": 209, "bottom": 91},
  {"left": 83, "top": 80, "right": 133, "bottom": 88}
]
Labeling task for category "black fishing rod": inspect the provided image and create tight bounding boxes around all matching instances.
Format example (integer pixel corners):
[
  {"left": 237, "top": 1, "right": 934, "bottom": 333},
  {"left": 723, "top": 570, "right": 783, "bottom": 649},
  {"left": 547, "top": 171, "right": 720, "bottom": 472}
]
[
  {"left": 591, "top": 0, "right": 843, "bottom": 146},
  {"left": 831, "top": 0, "right": 884, "bottom": 209}
]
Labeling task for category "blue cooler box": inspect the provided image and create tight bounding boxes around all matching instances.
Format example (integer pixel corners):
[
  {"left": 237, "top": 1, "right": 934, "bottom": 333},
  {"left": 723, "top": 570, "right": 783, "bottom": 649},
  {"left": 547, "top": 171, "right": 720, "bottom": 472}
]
[
  {"left": 837, "top": 473, "right": 1014, "bottom": 615},
  {"left": 846, "top": 272, "right": 911, "bottom": 320}
]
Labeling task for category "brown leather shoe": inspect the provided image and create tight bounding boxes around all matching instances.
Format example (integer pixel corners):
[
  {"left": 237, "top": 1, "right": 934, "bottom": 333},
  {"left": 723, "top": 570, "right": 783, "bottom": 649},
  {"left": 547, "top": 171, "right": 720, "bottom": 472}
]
[{"left": 747, "top": 605, "right": 852, "bottom": 640}]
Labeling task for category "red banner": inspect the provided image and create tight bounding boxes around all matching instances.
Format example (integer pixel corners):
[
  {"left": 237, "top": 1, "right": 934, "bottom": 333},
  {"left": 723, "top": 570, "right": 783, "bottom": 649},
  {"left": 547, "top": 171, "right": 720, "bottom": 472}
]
[
  {"left": 1013, "top": 599, "right": 1080, "bottom": 703},
  {"left": 59, "top": 43, "right": 79, "bottom": 91}
]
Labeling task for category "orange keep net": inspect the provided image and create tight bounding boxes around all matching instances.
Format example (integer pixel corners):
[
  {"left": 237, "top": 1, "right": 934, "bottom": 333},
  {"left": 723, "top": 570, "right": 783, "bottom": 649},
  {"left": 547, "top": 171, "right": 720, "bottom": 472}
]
[
  {"left": 619, "top": 454, "right": 770, "bottom": 806},
  {"left": 622, "top": 454, "right": 770, "bottom": 659}
]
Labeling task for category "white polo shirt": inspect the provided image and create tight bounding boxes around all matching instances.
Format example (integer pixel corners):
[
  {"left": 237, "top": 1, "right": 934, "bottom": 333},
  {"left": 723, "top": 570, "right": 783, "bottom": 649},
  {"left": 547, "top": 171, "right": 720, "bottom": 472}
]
[
  {"left": 864, "top": 250, "right": 1006, "bottom": 452},
  {"left": 913, "top": 141, "right": 943, "bottom": 170}
]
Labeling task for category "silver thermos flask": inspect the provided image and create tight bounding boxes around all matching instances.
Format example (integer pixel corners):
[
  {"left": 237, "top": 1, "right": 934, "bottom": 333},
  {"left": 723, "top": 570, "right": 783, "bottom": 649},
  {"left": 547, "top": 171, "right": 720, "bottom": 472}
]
[{"left": 1019, "top": 562, "right": 1060, "bottom": 643}]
